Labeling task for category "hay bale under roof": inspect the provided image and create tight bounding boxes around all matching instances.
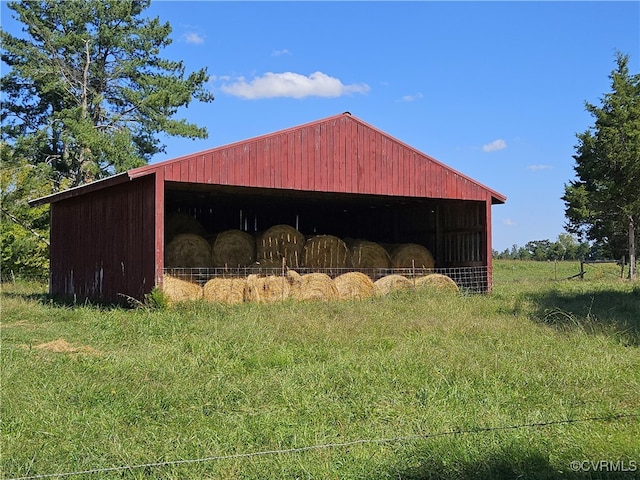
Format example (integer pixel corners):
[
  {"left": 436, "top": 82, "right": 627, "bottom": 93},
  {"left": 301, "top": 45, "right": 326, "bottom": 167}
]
[
  {"left": 203, "top": 277, "right": 246, "bottom": 304},
  {"left": 303, "top": 235, "right": 349, "bottom": 269},
  {"left": 334, "top": 271, "right": 375, "bottom": 300},
  {"left": 390, "top": 243, "right": 435, "bottom": 269},
  {"left": 373, "top": 274, "right": 413, "bottom": 296},
  {"left": 212, "top": 229, "right": 256, "bottom": 267},
  {"left": 348, "top": 240, "right": 391, "bottom": 269},
  {"left": 415, "top": 273, "right": 460, "bottom": 293},
  {"left": 165, "top": 212, "right": 206, "bottom": 244},
  {"left": 291, "top": 273, "right": 339, "bottom": 301},
  {"left": 245, "top": 274, "right": 292, "bottom": 303},
  {"left": 162, "top": 275, "right": 203, "bottom": 303},
  {"left": 256, "top": 224, "right": 305, "bottom": 268},
  {"left": 165, "top": 233, "right": 213, "bottom": 268}
]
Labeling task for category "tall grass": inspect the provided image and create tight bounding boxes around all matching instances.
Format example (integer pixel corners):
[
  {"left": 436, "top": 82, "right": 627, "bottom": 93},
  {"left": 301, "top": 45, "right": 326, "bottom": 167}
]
[{"left": 1, "top": 261, "right": 638, "bottom": 479}]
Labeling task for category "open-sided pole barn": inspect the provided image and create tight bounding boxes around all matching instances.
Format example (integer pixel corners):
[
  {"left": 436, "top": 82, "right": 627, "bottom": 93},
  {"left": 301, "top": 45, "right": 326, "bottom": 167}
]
[{"left": 30, "top": 113, "right": 506, "bottom": 303}]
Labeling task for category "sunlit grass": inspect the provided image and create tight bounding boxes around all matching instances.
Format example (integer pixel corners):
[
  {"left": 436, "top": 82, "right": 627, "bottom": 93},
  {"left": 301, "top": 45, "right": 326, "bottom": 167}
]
[{"left": 1, "top": 261, "right": 638, "bottom": 479}]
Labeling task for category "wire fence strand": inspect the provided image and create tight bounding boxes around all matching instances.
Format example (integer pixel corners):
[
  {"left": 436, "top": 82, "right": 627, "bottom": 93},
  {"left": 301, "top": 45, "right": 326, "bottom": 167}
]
[{"left": 8, "top": 412, "right": 638, "bottom": 480}]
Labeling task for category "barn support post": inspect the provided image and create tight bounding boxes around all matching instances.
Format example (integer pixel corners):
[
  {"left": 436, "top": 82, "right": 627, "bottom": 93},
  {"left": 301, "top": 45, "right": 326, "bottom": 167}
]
[
  {"left": 154, "top": 170, "right": 165, "bottom": 288},
  {"left": 485, "top": 195, "right": 494, "bottom": 292}
]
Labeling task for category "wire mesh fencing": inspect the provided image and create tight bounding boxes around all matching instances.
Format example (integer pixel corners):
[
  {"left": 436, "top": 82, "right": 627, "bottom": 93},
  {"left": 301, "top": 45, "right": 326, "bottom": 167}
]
[{"left": 164, "top": 266, "right": 491, "bottom": 294}]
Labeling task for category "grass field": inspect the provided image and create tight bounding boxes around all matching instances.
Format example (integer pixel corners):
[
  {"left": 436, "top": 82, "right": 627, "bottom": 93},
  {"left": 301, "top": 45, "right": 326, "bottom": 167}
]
[{"left": 1, "top": 260, "right": 639, "bottom": 479}]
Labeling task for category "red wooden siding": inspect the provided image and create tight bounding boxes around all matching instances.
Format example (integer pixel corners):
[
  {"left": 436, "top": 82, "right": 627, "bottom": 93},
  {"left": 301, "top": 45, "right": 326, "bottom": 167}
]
[
  {"left": 49, "top": 176, "right": 157, "bottom": 303},
  {"left": 129, "top": 113, "right": 505, "bottom": 204}
]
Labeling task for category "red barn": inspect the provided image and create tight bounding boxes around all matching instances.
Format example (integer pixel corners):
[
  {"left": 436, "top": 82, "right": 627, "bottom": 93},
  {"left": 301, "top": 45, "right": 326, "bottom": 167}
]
[{"left": 31, "top": 113, "right": 506, "bottom": 303}]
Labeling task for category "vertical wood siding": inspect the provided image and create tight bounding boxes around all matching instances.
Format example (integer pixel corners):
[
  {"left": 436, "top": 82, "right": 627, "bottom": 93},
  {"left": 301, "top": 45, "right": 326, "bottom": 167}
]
[
  {"left": 49, "top": 176, "right": 156, "bottom": 303},
  {"left": 132, "top": 114, "right": 503, "bottom": 204}
]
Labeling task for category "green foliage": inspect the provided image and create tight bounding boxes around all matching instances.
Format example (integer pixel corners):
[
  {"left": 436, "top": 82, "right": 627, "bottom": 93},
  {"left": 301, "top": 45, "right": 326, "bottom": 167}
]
[
  {"left": 144, "top": 286, "right": 170, "bottom": 310},
  {"left": 0, "top": 0, "right": 214, "bottom": 187},
  {"left": 563, "top": 52, "right": 640, "bottom": 265},
  {"left": 1, "top": 143, "right": 51, "bottom": 277},
  {"left": 493, "top": 233, "right": 591, "bottom": 261}
]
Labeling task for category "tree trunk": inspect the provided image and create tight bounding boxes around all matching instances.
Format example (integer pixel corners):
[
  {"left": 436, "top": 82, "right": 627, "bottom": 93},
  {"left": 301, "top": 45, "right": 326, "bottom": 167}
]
[{"left": 629, "top": 216, "right": 637, "bottom": 280}]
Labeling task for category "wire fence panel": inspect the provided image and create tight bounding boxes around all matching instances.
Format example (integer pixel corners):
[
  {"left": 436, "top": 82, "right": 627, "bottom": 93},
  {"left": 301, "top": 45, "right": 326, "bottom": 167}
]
[{"left": 164, "top": 266, "right": 491, "bottom": 293}]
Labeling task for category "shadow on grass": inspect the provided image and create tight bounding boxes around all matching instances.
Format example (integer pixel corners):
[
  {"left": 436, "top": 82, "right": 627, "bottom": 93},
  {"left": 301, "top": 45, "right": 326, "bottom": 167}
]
[
  {"left": 1, "top": 289, "right": 132, "bottom": 311},
  {"left": 382, "top": 447, "right": 634, "bottom": 479},
  {"left": 524, "top": 285, "right": 640, "bottom": 346}
]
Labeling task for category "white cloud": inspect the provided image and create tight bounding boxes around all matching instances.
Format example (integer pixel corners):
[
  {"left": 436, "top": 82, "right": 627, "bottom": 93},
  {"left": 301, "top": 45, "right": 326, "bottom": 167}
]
[
  {"left": 182, "top": 32, "right": 205, "bottom": 45},
  {"left": 502, "top": 218, "right": 517, "bottom": 226},
  {"left": 400, "top": 92, "right": 424, "bottom": 102},
  {"left": 219, "top": 71, "right": 370, "bottom": 99},
  {"left": 272, "top": 49, "right": 291, "bottom": 56},
  {"left": 527, "top": 164, "right": 553, "bottom": 172},
  {"left": 482, "top": 139, "right": 507, "bottom": 152}
]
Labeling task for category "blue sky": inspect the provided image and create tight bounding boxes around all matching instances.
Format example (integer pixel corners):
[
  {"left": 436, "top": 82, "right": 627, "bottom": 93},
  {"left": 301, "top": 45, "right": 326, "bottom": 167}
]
[{"left": 2, "top": 1, "right": 639, "bottom": 252}]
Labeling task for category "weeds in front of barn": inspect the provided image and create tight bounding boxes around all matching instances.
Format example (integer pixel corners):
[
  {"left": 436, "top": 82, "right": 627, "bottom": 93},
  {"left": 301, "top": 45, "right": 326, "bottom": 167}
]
[{"left": 1, "top": 260, "right": 639, "bottom": 479}]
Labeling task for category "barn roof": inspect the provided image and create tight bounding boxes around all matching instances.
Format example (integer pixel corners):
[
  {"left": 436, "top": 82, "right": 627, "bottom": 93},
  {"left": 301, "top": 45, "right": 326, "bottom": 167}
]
[{"left": 30, "top": 112, "right": 506, "bottom": 207}]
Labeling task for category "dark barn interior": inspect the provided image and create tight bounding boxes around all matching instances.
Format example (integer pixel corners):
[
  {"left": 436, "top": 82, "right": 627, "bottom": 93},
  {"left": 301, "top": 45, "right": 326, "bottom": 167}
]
[{"left": 165, "top": 182, "right": 487, "bottom": 268}]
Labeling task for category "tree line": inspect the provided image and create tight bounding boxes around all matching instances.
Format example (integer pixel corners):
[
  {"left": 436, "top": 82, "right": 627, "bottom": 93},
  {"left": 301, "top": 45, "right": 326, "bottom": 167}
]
[{"left": 492, "top": 233, "right": 612, "bottom": 262}]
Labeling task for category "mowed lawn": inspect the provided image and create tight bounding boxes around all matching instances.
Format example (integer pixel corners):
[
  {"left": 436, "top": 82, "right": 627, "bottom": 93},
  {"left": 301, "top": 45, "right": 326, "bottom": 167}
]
[{"left": 1, "top": 260, "right": 639, "bottom": 479}]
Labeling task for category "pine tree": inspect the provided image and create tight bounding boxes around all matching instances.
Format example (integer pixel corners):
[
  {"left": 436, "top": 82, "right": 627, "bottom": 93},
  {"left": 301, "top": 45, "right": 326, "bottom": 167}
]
[
  {"left": 563, "top": 53, "right": 640, "bottom": 279},
  {"left": 1, "top": 0, "right": 214, "bottom": 186}
]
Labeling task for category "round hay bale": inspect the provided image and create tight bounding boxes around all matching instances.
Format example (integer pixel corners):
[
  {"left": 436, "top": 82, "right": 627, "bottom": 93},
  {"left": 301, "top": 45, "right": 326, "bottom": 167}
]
[
  {"left": 373, "top": 274, "right": 413, "bottom": 296},
  {"left": 162, "top": 275, "right": 203, "bottom": 303},
  {"left": 165, "top": 233, "right": 213, "bottom": 268},
  {"left": 212, "top": 229, "right": 256, "bottom": 267},
  {"left": 256, "top": 224, "right": 305, "bottom": 268},
  {"left": 390, "top": 243, "right": 435, "bottom": 269},
  {"left": 415, "top": 273, "right": 460, "bottom": 293},
  {"left": 303, "top": 235, "right": 349, "bottom": 269},
  {"left": 334, "top": 271, "right": 375, "bottom": 300},
  {"left": 348, "top": 240, "right": 391, "bottom": 269},
  {"left": 203, "top": 277, "right": 246, "bottom": 304},
  {"left": 245, "top": 274, "right": 291, "bottom": 303},
  {"left": 165, "top": 234, "right": 211, "bottom": 269},
  {"left": 165, "top": 212, "right": 205, "bottom": 243},
  {"left": 291, "top": 273, "right": 339, "bottom": 301}
]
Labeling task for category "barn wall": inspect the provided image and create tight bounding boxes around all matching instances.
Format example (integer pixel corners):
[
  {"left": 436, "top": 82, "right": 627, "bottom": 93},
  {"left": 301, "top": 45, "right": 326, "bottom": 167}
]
[
  {"left": 139, "top": 114, "right": 494, "bottom": 203},
  {"left": 49, "top": 175, "right": 156, "bottom": 303}
]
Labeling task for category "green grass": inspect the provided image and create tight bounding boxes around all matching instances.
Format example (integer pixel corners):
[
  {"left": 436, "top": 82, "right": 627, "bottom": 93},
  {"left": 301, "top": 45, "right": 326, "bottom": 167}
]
[{"left": 1, "top": 261, "right": 639, "bottom": 479}]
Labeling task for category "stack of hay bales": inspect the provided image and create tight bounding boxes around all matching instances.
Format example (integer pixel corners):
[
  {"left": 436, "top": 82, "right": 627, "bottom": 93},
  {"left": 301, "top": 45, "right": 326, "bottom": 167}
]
[
  {"left": 203, "top": 277, "right": 247, "bottom": 304},
  {"left": 334, "top": 271, "right": 375, "bottom": 300},
  {"left": 162, "top": 275, "right": 203, "bottom": 303},
  {"left": 256, "top": 224, "right": 305, "bottom": 268},
  {"left": 165, "top": 233, "right": 213, "bottom": 268},
  {"left": 212, "top": 229, "right": 256, "bottom": 267},
  {"left": 415, "top": 273, "right": 459, "bottom": 293},
  {"left": 303, "top": 235, "right": 349, "bottom": 269},
  {"left": 165, "top": 212, "right": 206, "bottom": 244},
  {"left": 347, "top": 240, "right": 391, "bottom": 269},
  {"left": 290, "top": 272, "right": 339, "bottom": 301},
  {"left": 389, "top": 243, "right": 435, "bottom": 269},
  {"left": 373, "top": 274, "right": 413, "bottom": 295}
]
